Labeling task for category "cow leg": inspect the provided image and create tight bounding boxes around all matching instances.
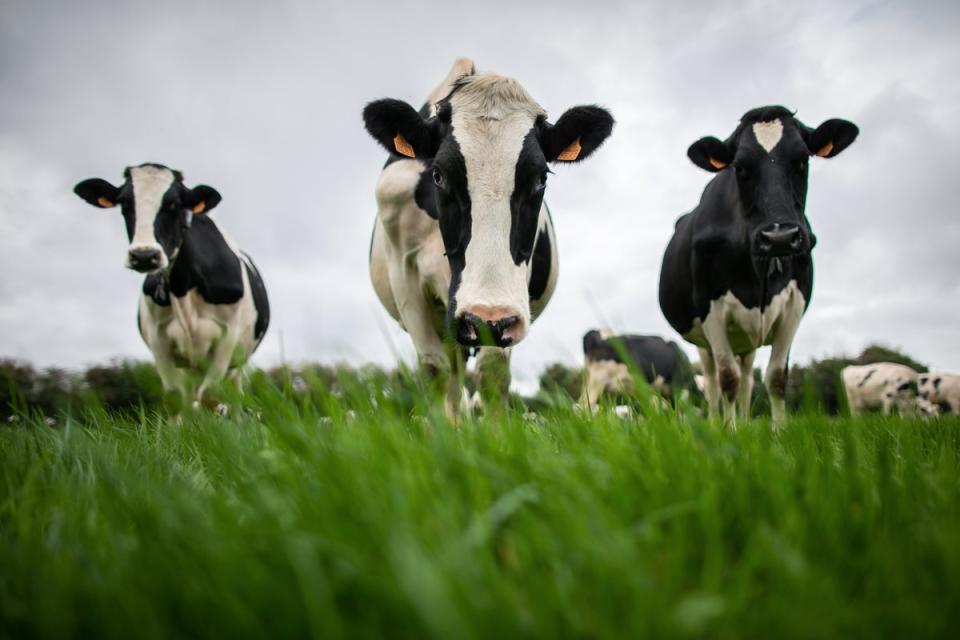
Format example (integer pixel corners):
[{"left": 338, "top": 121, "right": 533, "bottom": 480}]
[
  {"left": 737, "top": 350, "right": 756, "bottom": 422},
  {"left": 699, "top": 325, "right": 739, "bottom": 425},
  {"left": 196, "top": 328, "right": 242, "bottom": 407},
  {"left": 475, "top": 347, "right": 512, "bottom": 411},
  {"left": 698, "top": 347, "right": 721, "bottom": 418}
]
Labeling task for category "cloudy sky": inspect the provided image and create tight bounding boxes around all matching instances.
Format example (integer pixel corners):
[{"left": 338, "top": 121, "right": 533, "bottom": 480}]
[{"left": 2, "top": 0, "right": 959, "bottom": 389}]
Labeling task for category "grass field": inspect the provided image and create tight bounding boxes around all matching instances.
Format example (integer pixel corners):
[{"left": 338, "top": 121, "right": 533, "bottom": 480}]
[{"left": 2, "top": 375, "right": 960, "bottom": 639}]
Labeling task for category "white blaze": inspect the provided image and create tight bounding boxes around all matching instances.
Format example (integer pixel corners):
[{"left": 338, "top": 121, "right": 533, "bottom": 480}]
[
  {"left": 452, "top": 111, "right": 534, "bottom": 325},
  {"left": 129, "top": 165, "right": 175, "bottom": 257},
  {"left": 752, "top": 119, "right": 783, "bottom": 153}
]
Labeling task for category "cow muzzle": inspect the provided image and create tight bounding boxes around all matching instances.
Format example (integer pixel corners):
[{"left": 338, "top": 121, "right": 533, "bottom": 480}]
[
  {"left": 126, "top": 246, "right": 165, "bottom": 273},
  {"left": 454, "top": 305, "right": 526, "bottom": 348},
  {"left": 755, "top": 223, "right": 806, "bottom": 257}
]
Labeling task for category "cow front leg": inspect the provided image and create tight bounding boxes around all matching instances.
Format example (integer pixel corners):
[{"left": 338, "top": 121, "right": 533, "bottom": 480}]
[
  {"left": 699, "top": 336, "right": 740, "bottom": 426},
  {"left": 698, "top": 347, "right": 720, "bottom": 418},
  {"left": 765, "top": 296, "right": 805, "bottom": 428},
  {"left": 475, "top": 347, "right": 512, "bottom": 412},
  {"left": 196, "top": 328, "right": 242, "bottom": 410},
  {"left": 737, "top": 350, "right": 756, "bottom": 422}
]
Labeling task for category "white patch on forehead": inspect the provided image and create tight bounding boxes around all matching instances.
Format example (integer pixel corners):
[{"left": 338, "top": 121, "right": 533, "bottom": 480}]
[
  {"left": 752, "top": 119, "right": 783, "bottom": 153},
  {"left": 129, "top": 165, "right": 174, "bottom": 250}
]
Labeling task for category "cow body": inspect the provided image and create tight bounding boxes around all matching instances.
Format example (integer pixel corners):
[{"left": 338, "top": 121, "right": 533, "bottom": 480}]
[
  {"left": 918, "top": 372, "right": 960, "bottom": 415},
  {"left": 659, "top": 106, "right": 858, "bottom": 425},
  {"left": 581, "top": 330, "right": 694, "bottom": 407},
  {"left": 842, "top": 363, "right": 918, "bottom": 416},
  {"left": 364, "top": 58, "right": 612, "bottom": 415},
  {"left": 74, "top": 164, "right": 269, "bottom": 410}
]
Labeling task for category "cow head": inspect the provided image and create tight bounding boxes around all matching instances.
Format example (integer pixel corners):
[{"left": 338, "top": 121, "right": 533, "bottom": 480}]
[
  {"left": 74, "top": 163, "right": 221, "bottom": 273},
  {"left": 687, "top": 106, "right": 858, "bottom": 261},
  {"left": 364, "top": 73, "right": 613, "bottom": 348}
]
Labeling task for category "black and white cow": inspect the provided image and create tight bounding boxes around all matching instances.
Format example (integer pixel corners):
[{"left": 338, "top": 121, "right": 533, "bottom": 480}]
[
  {"left": 918, "top": 372, "right": 960, "bottom": 415},
  {"left": 364, "top": 58, "right": 613, "bottom": 415},
  {"left": 74, "top": 163, "right": 269, "bottom": 410},
  {"left": 581, "top": 330, "right": 694, "bottom": 407},
  {"left": 659, "top": 106, "right": 858, "bottom": 425},
  {"left": 842, "top": 363, "right": 919, "bottom": 416}
]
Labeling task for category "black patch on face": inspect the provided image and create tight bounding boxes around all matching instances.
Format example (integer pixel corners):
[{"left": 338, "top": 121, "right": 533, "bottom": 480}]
[
  {"left": 858, "top": 369, "right": 876, "bottom": 387},
  {"left": 431, "top": 131, "right": 471, "bottom": 304},
  {"left": 934, "top": 377, "right": 942, "bottom": 390},
  {"left": 510, "top": 128, "right": 548, "bottom": 265}
]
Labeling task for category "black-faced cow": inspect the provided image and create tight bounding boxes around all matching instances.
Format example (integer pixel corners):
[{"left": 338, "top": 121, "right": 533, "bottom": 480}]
[
  {"left": 74, "top": 163, "right": 269, "bottom": 410},
  {"left": 659, "top": 106, "right": 859, "bottom": 425},
  {"left": 581, "top": 330, "right": 694, "bottom": 408},
  {"left": 918, "top": 372, "right": 960, "bottom": 415},
  {"left": 364, "top": 58, "right": 613, "bottom": 415},
  {"left": 842, "top": 363, "right": 919, "bottom": 416}
]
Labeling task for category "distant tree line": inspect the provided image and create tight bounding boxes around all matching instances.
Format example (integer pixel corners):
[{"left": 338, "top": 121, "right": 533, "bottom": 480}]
[{"left": 0, "top": 344, "right": 931, "bottom": 422}]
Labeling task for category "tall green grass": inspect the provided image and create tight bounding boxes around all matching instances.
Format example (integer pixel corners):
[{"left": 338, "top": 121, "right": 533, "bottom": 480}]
[{"left": 2, "top": 377, "right": 959, "bottom": 639}]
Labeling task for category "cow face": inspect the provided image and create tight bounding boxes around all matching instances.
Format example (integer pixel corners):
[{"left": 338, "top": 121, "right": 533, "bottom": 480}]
[
  {"left": 687, "top": 106, "right": 858, "bottom": 261},
  {"left": 74, "top": 163, "right": 221, "bottom": 273},
  {"left": 364, "top": 74, "right": 613, "bottom": 347}
]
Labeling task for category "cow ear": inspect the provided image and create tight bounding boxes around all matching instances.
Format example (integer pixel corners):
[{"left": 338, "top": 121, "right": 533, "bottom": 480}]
[
  {"left": 185, "top": 185, "right": 221, "bottom": 214},
  {"left": 542, "top": 106, "right": 614, "bottom": 163},
  {"left": 363, "top": 98, "right": 441, "bottom": 159},
  {"left": 806, "top": 118, "right": 859, "bottom": 158},
  {"left": 583, "top": 330, "right": 604, "bottom": 354},
  {"left": 74, "top": 178, "right": 120, "bottom": 208},
  {"left": 687, "top": 136, "right": 734, "bottom": 172}
]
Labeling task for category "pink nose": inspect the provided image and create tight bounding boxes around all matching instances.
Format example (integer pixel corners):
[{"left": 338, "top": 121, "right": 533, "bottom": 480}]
[{"left": 455, "top": 305, "right": 526, "bottom": 347}]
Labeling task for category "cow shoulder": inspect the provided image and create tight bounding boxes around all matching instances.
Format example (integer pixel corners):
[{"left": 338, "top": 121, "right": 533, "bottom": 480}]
[{"left": 174, "top": 216, "right": 244, "bottom": 304}]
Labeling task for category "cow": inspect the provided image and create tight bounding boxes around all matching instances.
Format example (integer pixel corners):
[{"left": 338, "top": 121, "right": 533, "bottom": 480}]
[
  {"left": 842, "top": 363, "right": 918, "bottom": 416},
  {"left": 364, "top": 58, "right": 614, "bottom": 416},
  {"left": 918, "top": 372, "right": 960, "bottom": 415},
  {"left": 658, "top": 105, "right": 859, "bottom": 425},
  {"left": 73, "top": 163, "right": 269, "bottom": 411},
  {"left": 581, "top": 330, "right": 695, "bottom": 408}
]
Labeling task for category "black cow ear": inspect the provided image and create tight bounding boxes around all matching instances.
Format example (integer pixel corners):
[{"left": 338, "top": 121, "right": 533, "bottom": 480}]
[
  {"left": 74, "top": 178, "right": 120, "bottom": 208},
  {"left": 186, "top": 185, "right": 221, "bottom": 214},
  {"left": 583, "top": 330, "right": 604, "bottom": 354},
  {"left": 363, "top": 99, "right": 441, "bottom": 159},
  {"left": 806, "top": 118, "right": 859, "bottom": 158},
  {"left": 542, "top": 106, "right": 614, "bottom": 163},
  {"left": 687, "top": 136, "right": 734, "bottom": 172}
]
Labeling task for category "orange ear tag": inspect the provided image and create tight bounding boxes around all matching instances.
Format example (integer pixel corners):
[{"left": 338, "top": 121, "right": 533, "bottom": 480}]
[
  {"left": 708, "top": 157, "right": 728, "bottom": 170},
  {"left": 393, "top": 133, "right": 416, "bottom": 158},
  {"left": 96, "top": 196, "right": 115, "bottom": 208},
  {"left": 557, "top": 137, "right": 582, "bottom": 161},
  {"left": 815, "top": 141, "right": 834, "bottom": 157},
  {"left": 193, "top": 202, "right": 206, "bottom": 214}
]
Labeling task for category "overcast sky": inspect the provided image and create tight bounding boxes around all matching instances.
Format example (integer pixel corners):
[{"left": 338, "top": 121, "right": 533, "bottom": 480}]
[{"left": 2, "top": 0, "right": 959, "bottom": 390}]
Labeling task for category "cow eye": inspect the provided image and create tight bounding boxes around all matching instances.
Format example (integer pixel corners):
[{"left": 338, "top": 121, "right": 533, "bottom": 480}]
[{"left": 432, "top": 168, "right": 444, "bottom": 187}]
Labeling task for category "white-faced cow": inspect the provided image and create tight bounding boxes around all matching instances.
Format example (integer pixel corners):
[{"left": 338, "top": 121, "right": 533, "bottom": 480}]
[
  {"left": 74, "top": 163, "right": 269, "bottom": 411},
  {"left": 842, "top": 363, "right": 918, "bottom": 416},
  {"left": 581, "top": 330, "right": 694, "bottom": 408},
  {"left": 918, "top": 372, "right": 960, "bottom": 416},
  {"left": 365, "top": 58, "right": 613, "bottom": 415},
  {"left": 659, "top": 106, "right": 859, "bottom": 425}
]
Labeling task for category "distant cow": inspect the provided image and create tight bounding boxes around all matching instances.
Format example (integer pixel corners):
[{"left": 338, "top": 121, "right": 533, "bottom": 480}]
[
  {"left": 918, "top": 372, "right": 960, "bottom": 415},
  {"left": 364, "top": 58, "right": 613, "bottom": 415},
  {"left": 74, "top": 163, "right": 269, "bottom": 410},
  {"left": 842, "top": 363, "right": 918, "bottom": 416},
  {"left": 659, "top": 106, "right": 859, "bottom": 425},
  {"left": 581, "top": 330, "right": 694, "bottom": 407}
]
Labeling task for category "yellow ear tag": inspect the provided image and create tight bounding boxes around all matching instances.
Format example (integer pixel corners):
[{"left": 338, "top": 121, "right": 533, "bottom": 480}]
[
  {"left": 815, "top": 141, "right": 834, "bottom": 157},
  {"left": 557, "top": 137, "right": 582, "bottom": 161},
  {"left": 708, "top": 157, "right": 728, "bottom": 170},
  {"left": 393, "top": 133, "right": 416, "bottom": 158},
  {"left": 193, "top": 202, "right": 206, "bottom": 214},
  {"left": 96, "top": 196, "right": 115, "bottom": 208}
]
